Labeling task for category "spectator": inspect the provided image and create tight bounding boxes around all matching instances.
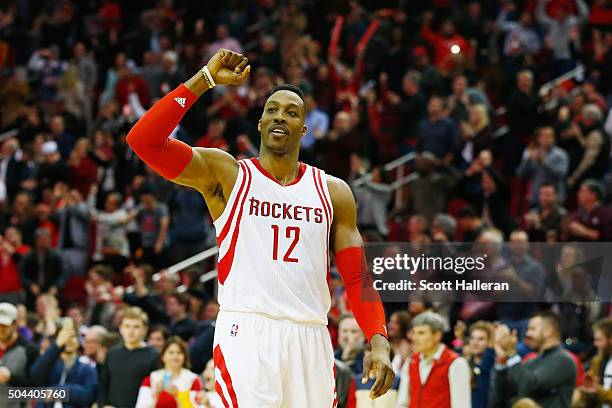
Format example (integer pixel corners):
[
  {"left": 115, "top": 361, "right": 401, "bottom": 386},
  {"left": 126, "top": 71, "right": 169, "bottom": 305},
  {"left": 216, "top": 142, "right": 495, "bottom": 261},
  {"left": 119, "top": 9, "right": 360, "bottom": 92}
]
[
  {"left": 0, "top": 138, "right": 26, "bottom": 203},
  {"left": 566, "top": 104, "right": 610, "bottom": 191},
  {"left": 0, "top": 227, "right": 30, "bottom": 304},
  {"left": 396, "top": 71, "right": 426, "bottom": 149},
  {"left": 88, "top": 189, "right": 131, "bottom": 272},
  {"left": 302, "top": 93, "right": 329, "bottom": 164},
  {"left": 19, "top": 228, "right": 66, "bottom": 307},
  {"left": 536, "top": 0, "right": 589, "bottom": 75},
  {"left": 517, "top": 126, "right": 569, "bottom": 204},
  {"left": 164, "top": 292, "right": 197, "bottom": 342},
  {"left": 195, "top": 118, "right": 229, "bottom": 151},
  {"left": 524, "top": 183, "right": 567, "bottom": 242},
  {"left": 334, "top": 314, "right": 365, "bottom": 376},
  {"left": 205, "top": 24, "right": 242, "bottom": 61},
  {"left": 147, "top": 325, "right": 170, "bottom": 354},
  {"left": 459, "top": 104, "right": 491, "bottom": 164},
  {"left": 30, "top": 318, "right": 99, "bottom": 408},
  {"left": 420, "top": 12, "right": 473, "bottom": 74},
  {"left": 416, "top": 96, "right": 460, "bottom": 164},
  {"left": 506, "top": 70, "right": 542, "bottom": 170},
  {"left": 98, "top": 306, "right": 160, "bottom": 408},
  {"left": 80, "top": 325, "right": 108, "bottom": 368},
  {"left": 0, "top": 303, "right": 38, "bottom": 394},
  {"left": 135, "top": 336, "right": 203, "bottom": 408},
  {"left": 573, "top": 317, "right": 612, "bottom": 406},
  {"left": 496, "top": 2, "right": 541, "bottom": 71},
  {"left": 135, "top": 186, "right": 170, "bottom": 269},
  {"left": 490, "top": 311, "right": 577, "bottom": 407},
  {"left": 457, "top": 207, "right": 484, "bottom": 243},
  {"left": 568, "top": 179, "right": 610, "bottom": 241},
  {"left": 453, "top": 320, "right": 495, "bottom": 408},
  {"left": 496, "top": 230, "right": 545, "bottom": 336},
  {"left": 350, "top": 162, "right": 392, "bottom": 238},
  {"left": 397, "top": 311, "right": 471, "bottom": 407},
  {"left": 169, "top": 186, "right": 213, "bottom": 264},
  {"left": 55, "top": 188, "right": 90, "bottom": 277},
  {"left": 431, "top": 213, "right": 457, "bottom": 243},
  {"left": 406, "top": 152, "right": 459, "bottom": 224}
]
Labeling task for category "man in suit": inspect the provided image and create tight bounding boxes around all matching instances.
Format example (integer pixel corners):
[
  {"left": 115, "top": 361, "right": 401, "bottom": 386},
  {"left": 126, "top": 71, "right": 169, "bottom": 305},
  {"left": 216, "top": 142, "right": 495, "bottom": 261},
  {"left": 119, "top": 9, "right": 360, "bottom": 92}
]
[{"left": 19, "top": 228, "right": 66, "bottom": 307}]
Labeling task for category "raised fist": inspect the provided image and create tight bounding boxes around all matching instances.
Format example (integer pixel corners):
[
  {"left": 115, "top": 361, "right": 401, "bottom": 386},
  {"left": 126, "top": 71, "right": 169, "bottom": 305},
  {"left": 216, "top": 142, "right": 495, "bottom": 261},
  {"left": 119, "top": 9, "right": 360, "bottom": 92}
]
[{"left": 206, "top": 49, "right": 250, "bottom": 86}]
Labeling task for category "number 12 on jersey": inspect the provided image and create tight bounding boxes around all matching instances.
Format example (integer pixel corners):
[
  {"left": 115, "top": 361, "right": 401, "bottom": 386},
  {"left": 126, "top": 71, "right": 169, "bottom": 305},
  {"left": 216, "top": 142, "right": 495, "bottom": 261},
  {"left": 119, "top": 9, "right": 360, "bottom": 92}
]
[{"left": 271, "top": 225, "right": 300, "bottom": 263}]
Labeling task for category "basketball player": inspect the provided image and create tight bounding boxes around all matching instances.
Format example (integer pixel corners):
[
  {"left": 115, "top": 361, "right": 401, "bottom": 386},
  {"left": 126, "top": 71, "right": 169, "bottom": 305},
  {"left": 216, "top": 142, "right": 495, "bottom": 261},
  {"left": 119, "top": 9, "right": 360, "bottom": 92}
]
[{"left": 126, "top": 49, "right": 394, "bottom": 407}]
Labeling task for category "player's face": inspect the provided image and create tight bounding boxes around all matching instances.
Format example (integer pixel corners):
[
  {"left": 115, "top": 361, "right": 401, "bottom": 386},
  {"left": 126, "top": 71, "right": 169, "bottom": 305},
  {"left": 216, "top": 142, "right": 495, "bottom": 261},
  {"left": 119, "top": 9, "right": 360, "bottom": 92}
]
[{"left": 259, "top": 90, "right": 306, "bottom": 155}]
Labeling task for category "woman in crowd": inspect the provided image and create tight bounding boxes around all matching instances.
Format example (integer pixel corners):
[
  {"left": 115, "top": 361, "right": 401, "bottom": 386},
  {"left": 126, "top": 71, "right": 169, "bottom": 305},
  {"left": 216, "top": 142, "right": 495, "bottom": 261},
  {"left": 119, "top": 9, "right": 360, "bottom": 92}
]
[{"left": 135, "top": 336, "right": 203, "bottom": 408}]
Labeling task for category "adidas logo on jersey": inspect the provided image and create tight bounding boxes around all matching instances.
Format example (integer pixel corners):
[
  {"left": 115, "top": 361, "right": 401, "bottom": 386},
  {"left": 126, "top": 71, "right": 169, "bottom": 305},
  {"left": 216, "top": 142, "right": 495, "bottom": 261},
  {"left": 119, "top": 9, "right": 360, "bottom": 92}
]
[{"left": 174, "top": 97, "right": 186, "bottom": 108}]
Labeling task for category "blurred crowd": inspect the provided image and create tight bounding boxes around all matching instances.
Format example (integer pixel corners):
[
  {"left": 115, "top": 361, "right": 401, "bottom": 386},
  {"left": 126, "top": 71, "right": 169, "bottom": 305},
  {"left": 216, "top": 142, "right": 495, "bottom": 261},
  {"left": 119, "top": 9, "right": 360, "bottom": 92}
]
[{"left": 0, "top": 0, "right": 611, "bottom": 406}]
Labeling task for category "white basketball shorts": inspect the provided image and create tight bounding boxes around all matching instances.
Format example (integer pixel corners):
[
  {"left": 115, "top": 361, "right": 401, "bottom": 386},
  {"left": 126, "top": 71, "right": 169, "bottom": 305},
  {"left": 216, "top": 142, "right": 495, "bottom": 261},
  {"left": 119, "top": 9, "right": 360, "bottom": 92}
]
[{"left": 213, "top": 310, "right": 337, "bottom": 408}]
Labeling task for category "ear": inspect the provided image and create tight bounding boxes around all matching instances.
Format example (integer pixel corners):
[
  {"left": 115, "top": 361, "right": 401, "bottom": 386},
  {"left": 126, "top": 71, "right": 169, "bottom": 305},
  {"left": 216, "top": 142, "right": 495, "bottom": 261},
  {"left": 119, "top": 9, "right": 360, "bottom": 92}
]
[{"left": 301, "top": 124, "right": 307, "bottom": 138}]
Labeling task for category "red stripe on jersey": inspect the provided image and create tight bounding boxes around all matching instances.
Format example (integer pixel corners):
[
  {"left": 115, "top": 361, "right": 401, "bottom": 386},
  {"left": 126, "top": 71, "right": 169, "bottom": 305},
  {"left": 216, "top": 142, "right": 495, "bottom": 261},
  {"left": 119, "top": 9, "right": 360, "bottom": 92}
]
[
  {"left": 250, "top": 157, "right": 307, "bottom": 186},
  {"left": 333, "top": 364, "right": 338, "bottom": 407},
  {"left": 217, "top": 163, "right": 252, "bottom": 285},
  {"left": 214, "top": 381, "right": 230, "bottom": 408},
  {"left": 316, "top": 169, "right": 333, "bottom": 223},
  {"left": 313, "top": 169, "right": 331, "bottom": 280},
  {"left": 218, "top": 162, "right": 248, "bottom": 246},
  {"left": 214, "top": 345, "right": 239, "bottom": 407}
]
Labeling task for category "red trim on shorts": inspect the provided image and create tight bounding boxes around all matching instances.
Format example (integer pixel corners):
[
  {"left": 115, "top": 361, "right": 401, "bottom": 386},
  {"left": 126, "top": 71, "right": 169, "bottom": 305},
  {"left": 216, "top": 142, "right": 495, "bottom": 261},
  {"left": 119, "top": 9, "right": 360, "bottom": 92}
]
[
  {"left": 217, "top": 163, "right": 252, "bottom": 285},
  {"left": 218, "top": 162, "right": 248, "bottom": 245},
  {"left": 250, "top": 157, "right": 307, "bottom": 186},
  {"left": 333, "top": 364, "right": 338, "bottom": 407},
  {"left": 214, "top": 345, "right": 239, "bottom": 408},
  {"left": 215, "top": 381, "right": 230, "bottom": 408}
]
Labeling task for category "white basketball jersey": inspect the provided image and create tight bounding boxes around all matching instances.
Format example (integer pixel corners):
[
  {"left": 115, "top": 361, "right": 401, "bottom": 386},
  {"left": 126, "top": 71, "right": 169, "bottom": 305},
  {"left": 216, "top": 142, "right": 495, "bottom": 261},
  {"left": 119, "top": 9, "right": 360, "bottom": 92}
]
[{"left": 213, "top": 157, "right": 333, "bottom": 325}]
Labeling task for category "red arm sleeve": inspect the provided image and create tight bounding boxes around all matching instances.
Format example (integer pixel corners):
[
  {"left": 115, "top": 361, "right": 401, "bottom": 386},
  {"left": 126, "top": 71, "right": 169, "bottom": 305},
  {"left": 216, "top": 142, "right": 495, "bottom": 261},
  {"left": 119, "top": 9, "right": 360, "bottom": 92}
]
[
  {"left": 125, "top": 84, "right": 198, "bottom": 180},
  {"left": 334, "top": 247, "right": 387, "bottom": 342}
]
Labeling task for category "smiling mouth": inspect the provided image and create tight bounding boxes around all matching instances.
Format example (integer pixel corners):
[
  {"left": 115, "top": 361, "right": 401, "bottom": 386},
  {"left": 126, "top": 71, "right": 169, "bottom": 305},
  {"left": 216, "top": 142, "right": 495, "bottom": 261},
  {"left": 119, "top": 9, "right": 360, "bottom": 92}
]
[{"left": 269, "top": 126, "right": 289, "bottom": 137}]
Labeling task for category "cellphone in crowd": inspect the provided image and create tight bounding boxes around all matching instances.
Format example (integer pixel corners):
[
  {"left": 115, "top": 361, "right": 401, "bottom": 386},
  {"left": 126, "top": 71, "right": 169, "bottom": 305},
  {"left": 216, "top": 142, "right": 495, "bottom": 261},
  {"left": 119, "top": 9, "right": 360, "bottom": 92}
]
[{"left": 162, "top": 371, "right": 172, "bottom": 389}]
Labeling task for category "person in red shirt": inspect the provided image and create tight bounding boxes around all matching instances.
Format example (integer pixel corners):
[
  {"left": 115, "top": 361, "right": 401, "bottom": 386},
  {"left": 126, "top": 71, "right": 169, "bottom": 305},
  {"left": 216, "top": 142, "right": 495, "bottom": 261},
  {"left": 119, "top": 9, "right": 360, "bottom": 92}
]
[
  {"left": 195, "top": 118, "right": 229, "bottom": 151},
  {"left": 420, "top": 12, "right": 473, "bottom": 75},
  {"left": 0, "top": 227, "right": 31, "bottom": 304}
]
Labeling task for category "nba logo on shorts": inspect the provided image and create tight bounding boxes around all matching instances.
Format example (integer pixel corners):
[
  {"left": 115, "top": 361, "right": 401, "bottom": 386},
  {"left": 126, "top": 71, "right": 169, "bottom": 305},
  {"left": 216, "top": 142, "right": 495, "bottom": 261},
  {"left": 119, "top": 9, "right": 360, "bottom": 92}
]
[{"left": 230, "top": 324, "right": 239, "bottom": 337}]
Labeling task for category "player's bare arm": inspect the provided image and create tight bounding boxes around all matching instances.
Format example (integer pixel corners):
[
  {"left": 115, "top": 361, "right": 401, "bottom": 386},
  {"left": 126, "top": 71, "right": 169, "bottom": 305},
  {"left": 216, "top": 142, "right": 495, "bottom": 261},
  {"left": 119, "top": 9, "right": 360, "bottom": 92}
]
[
  {"left": 126, "top": 49, "right": 250, "bottom": 220},
  {"left": 327, "top": 175, "right": 395, "bottom": 399}
]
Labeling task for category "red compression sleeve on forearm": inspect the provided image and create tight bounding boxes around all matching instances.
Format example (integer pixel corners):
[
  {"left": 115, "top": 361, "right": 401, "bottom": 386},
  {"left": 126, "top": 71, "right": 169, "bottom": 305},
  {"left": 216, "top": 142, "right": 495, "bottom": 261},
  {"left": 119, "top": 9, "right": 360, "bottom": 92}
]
[
  {"left": 126, "top": 84, "right": 198, "bottom": 180},
  {"left": 334, "top": 247, "right": 387, "bottom": 342}
]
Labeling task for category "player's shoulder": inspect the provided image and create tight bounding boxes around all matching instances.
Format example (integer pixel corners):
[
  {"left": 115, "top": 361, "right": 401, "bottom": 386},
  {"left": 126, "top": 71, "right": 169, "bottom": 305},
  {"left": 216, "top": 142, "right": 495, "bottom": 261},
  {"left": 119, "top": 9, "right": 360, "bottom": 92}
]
[{"left": 324, "top": 174, "right": 355, "bottom": 212}]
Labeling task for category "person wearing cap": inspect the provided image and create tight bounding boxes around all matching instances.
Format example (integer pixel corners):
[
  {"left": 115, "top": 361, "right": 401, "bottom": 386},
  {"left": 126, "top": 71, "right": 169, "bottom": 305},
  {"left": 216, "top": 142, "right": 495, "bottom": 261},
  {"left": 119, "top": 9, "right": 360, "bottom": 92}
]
[
  {"left": 0, "top": 303, "right": 38, "bottom": 395},
  {"left": 37, "top": 140, "right": 70, "bottom": 193},
  {"left": 569, "top": 179, "right": 611, "bottom": 241}
]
